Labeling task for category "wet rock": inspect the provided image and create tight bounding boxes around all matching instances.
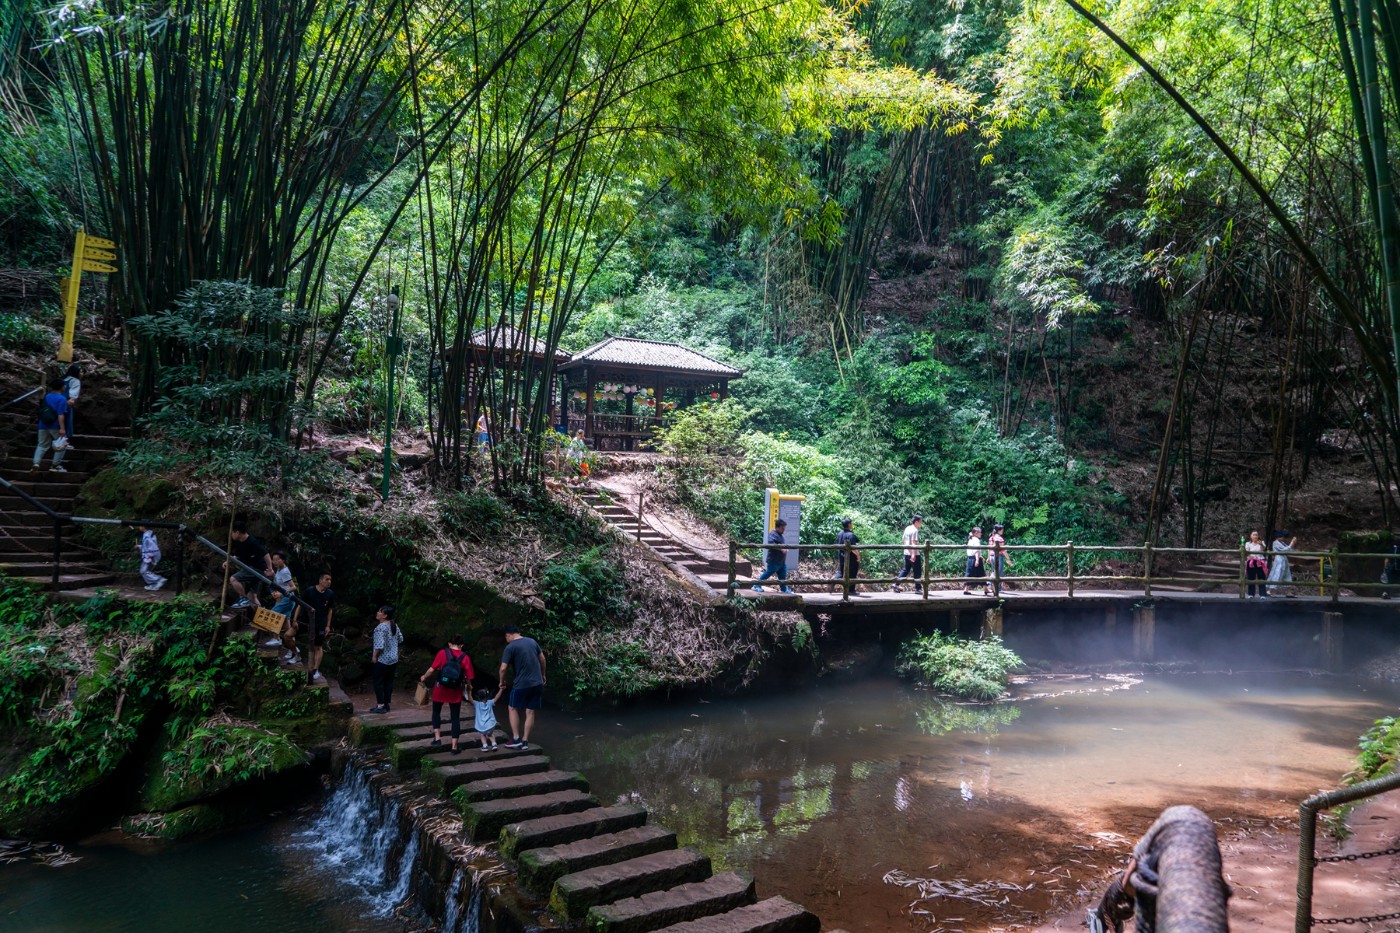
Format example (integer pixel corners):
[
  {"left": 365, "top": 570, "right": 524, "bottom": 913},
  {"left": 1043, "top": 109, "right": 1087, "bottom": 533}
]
[
  {"left": 500, "top": 804, "right": 648, "bottom": 859},
  {"left": 518, "top": 824, "right": 676, "bottom": 896},
  {"left": 462, "top": 788, "right": 597, "bottom": 842}
]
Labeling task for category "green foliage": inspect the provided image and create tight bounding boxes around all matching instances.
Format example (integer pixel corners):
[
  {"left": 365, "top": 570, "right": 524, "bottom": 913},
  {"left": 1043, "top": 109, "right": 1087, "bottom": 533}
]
[
  {"left": 119, "top": 281, "right": 327, "bottom": 487},
  {"left": 151, "top": 721, "right": 306, "bottom": 810},
  {"left": 896, "top": 631, "right": 1023, "bottom": 701},
  {"left": 1352, "top": 716, "right": 1400, "bottom": 783},
  {"left": 0, "top": 311, "right": 51, "bottom": 352},
  {"left": 539, "top": 547, "right": 630, "bottom": 634},
  {"left": 440, "top": 488, "right": 511, "bottom": 542},
  {"left": 0, "top": 574, "right": 314, "bottom": 835}
]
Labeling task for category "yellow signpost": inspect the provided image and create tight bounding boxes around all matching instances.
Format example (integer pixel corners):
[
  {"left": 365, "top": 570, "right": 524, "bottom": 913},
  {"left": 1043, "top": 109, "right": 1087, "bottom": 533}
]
[{"left": 58, "top": 228, "right": 118, "bottom": 362}]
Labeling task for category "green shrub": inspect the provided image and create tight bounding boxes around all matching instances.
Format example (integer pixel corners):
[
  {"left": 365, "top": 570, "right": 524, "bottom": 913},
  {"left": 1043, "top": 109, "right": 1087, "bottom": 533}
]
[
  {"left": 539, "top": 546, "right": 629, "bottom": 633},
  {"left": 896, "top": 631, "right": 1022, "bottom": 701},
  {"left": 0, "top": 312, "right": 51, "bottom": 353},
  {"left": 1352, "top": 716, "right": 1399, "bottom": 782}
]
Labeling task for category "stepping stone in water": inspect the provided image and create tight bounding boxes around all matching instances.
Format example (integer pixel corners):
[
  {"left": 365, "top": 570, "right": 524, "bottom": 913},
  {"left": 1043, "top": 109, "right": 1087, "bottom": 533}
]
[
  {"left": 422, "top": 754, "right": 550, "bottom": 793},
  {"left": 455, "top": 770, "right": 588, "bottom": 804},
  {"left": 648, "top": 896, "right": 819, "bottom": 933},
  {"left": 517, "top": 824, "right": 676, "bottom": 896},
  {"left": 463, "top": 789, "right": 598, "bottom": 842},
  {"left": 585, "top": 871, "right": 756, "bottom": 933},
  {"left": 550, "top": 848, "right": 712, "bottom": 920},
  {"left": 500, "top": 804, "right": 648, "bottom": 860}
]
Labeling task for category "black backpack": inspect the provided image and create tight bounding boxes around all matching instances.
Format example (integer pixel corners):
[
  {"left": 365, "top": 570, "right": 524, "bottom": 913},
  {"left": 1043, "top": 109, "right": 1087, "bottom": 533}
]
[
  {"left": 37, "top": 398, "right": 57, "bottom": 426},
  {"left": 437, "top": 649, "right": 467, "bottom": 690}
]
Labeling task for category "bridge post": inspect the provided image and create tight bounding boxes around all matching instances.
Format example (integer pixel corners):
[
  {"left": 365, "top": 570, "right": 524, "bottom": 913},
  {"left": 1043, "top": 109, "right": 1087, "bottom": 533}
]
[
  {"left": 727, "top": 541, "right": 737, "bottom": 599},
  {"left": 1320, "top": 612, "right": 1344, "bottom": 672},
  {"left": 922, "top": 542, "right": 931, "bottom": 600},
  {"left": 1143, "top": 541, "right": 1154, "bottom": 598},
  {"left": 1133, "top": 604, "right": 1156, "bottom": 661},
  {"left": 981, "top": 606, "right": 1003, "bottom": 640},
  {"left": 1066, "top": 540, "right": 1075, "bottom": 597},
  {"left": 949, "top": 609, "right": 961, "bottom": 636}
]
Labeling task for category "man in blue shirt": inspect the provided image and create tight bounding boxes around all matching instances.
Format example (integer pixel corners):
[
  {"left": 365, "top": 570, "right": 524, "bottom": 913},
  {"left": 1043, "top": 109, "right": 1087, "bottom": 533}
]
[
  {"left": 752, "top": 519, "right": 794, "bottom": 594},
  {"left": 32, "top": 376, "right": 70, "bottom": 473}
]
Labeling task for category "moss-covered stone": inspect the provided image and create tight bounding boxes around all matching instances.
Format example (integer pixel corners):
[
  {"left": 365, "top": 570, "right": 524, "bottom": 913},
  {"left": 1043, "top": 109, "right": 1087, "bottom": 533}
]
[{"left": 139, "top": 724, "right": 308, "bottom": 813}]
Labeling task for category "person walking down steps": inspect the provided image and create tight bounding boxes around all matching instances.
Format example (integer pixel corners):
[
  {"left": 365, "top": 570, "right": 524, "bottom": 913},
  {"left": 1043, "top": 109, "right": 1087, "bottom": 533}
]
[{"left": 136, "top": 524, "right": 166, "bottom": 591}]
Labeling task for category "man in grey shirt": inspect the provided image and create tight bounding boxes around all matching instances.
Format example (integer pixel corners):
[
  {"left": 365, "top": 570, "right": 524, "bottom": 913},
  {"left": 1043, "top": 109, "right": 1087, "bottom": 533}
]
[{"left": 499, "top": 624, "right": 546, "bottom": 749}]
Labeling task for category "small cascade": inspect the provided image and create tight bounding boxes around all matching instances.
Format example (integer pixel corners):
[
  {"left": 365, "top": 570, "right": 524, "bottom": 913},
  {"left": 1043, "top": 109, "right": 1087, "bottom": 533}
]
[
  {"left": 293, "top": 760, "right": 421, "bottom": 918},
  {"left": 441, "top": 867, "right": 482, "bottom": 933}
]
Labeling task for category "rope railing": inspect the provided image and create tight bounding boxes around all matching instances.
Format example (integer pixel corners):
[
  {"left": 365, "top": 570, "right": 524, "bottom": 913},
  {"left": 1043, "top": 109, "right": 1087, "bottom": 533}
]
[{"left": 724, "top": 539, "right": 1395, "bottom": 602}]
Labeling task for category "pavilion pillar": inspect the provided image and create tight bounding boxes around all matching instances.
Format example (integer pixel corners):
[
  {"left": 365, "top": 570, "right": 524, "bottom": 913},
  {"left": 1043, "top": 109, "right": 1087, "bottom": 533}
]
[
  {"left": 584, "top": 367, "right": 595, "bottom": 440},
  {"left": 653, "top": 375, "right": 667, "bottom": 434},
  {"left": 559, "top": 377, "right": 569, "bottom": 432},
  {"left": 720, "top": 379, "right": 729, "bottom": 400}
]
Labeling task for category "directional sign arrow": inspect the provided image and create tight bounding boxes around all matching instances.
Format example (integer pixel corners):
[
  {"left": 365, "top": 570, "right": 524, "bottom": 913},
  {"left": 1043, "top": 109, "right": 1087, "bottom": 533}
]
[
  {"left": 82, "top": 248, "right": 117, "bottom": 262},
  {"left": 84, "top": 236, "right": 116, "bottom": 249},
  {"left": 80, "top": 260, "right": 118, "bottom": 273}
]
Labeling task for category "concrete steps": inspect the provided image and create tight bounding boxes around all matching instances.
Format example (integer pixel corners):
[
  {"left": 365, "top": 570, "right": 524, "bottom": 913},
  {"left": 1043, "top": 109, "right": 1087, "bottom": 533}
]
[
  {"left": 577, "top": 489, "right": 751, "bottom": 594},
  {"left": 463, "top": 788, "right": 598, "bottom": 842},
  {"left": 651, "top": 897, "right": 819, "bottom": 933},
  {"left": 518, "top": 824, "right": 677, "bottom": 895}
]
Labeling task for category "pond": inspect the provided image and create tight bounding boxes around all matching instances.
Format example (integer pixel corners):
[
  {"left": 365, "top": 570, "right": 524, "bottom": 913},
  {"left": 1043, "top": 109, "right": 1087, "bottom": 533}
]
[{"left": 541, "top": 673, "right": 1396, "bottom": 931}]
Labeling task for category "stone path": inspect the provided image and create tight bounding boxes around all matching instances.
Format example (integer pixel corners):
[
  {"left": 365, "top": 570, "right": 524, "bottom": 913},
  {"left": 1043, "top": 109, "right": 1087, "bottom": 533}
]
[{"left": 349, "top": 705, "right": 829, "bottom": 933}]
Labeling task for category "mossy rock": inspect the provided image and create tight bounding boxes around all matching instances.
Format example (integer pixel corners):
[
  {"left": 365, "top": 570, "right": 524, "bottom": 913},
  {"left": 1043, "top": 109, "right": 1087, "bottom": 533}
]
[
  {"left": 139, "top": 724, "right": 308, "bottom": 813},
  {"left": 122, "top": 804, "right": 230, "bottom": 840}
]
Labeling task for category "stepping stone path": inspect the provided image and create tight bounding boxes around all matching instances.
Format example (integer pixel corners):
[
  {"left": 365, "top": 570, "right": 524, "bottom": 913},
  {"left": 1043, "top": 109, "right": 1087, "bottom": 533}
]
[{"left": 352, "top": 711, "right": 824, "bottom": 933}]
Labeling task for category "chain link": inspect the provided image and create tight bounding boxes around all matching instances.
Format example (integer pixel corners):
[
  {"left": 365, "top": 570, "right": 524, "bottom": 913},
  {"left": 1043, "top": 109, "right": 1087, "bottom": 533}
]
[
  {"left": 1312, "top": 912, "right": 1400, "bottom": 925},
  {"left": 1316, "top": 845, "right": 1400, "bottom": 864}
]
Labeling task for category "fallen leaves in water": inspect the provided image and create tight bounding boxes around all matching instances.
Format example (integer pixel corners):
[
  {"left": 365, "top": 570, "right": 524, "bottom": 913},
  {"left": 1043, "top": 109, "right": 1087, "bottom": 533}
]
[{"left": 0, "top": 839, "right": 80, "bottom": 867}]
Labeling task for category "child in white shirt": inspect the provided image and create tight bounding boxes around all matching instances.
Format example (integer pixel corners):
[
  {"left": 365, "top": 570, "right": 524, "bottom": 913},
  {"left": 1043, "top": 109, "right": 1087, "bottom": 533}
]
[{"left": 473, "top": 686, "right": 504, "bottom": 750}]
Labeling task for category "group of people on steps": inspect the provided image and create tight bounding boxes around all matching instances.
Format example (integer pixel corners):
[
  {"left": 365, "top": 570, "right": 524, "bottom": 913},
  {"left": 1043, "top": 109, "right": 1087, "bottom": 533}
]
[
  {"left": 30, "top": 364, "right": 82, "bottom": 473},
  {"left": 364, "top": 615, "right": 548, "bottom": 755}
]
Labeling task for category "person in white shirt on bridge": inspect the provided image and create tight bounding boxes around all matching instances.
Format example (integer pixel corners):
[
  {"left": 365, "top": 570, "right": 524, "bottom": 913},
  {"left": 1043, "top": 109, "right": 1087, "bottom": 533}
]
[{"left": 893, "top": 515, "right": 923, "bottom": 593}]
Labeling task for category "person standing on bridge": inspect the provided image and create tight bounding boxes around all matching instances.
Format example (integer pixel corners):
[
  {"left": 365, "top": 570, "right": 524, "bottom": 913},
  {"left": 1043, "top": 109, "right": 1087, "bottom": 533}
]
[
  {"left": 752, "top": 519, "right": 794, "bottom": 594},
  {"left": 988, "top": 523, "right": 1012, "bottom": 595},
  {"left": 1244, "top": 530, "right": 1268, "bottom": 598},
  {"left": 964, "top": 525, "right": 988, "bottom": 596},
  {"left": 893, "top": 515, "right": 923, "bottom": 593},
  {"left": 835, "top": 518, "right": 861, "bottom": 595},
  {"left": 1267, "top": 530, "right": 1295, "bottom": 597}
]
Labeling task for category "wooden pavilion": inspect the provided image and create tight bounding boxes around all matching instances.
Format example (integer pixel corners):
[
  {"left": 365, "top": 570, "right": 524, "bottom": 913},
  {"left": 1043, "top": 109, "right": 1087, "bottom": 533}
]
[{"left": 558, "top": 336, "right": 742, "bottom": 450}]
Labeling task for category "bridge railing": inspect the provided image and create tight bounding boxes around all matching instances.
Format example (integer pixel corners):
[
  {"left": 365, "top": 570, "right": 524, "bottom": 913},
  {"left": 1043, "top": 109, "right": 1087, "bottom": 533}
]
[{"left": 726, "top": 539, "right": 1397, "bottom": 602}]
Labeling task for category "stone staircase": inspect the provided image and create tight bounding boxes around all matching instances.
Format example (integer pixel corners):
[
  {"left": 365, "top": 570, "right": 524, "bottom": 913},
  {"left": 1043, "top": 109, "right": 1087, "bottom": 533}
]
[
  {"left": 1152, "top": 555, "right": 1242, "bottom": 594},
  {"left": 578, "top": 487, "right": 752, "bottom": 596},
  {"left": 0, "top": 398, "right": 131, "bottom": 592},
  {"left": 352, "top": 713, "right": 821, "bottom": 933}
]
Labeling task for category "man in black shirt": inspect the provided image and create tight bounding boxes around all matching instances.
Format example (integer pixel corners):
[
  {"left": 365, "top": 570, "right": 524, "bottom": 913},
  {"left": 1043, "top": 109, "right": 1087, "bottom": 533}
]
[
  {"left": 224, "top": 522, "right": 272, "bottom": 609},
  {"left": 751, "top": 519, "right": 794, "bottom": 594},
  {"left": 835, "top": 518, "right": 861, "bottom": 595},
  {"left": 300, "top": 572, "right": 335, "bottom": 683}
]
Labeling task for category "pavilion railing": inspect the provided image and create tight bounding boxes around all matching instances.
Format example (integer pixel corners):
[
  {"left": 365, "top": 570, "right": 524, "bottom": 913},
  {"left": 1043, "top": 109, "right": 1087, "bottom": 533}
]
[{"left": 724, "top": 540, "right": 1396, "bottom": 602}]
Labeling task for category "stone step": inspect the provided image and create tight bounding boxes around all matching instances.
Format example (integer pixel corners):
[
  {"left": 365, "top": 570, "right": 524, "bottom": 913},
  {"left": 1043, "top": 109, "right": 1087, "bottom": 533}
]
[
  {"left": 649, "top": 897, "right": 820, "bottom": 933},
  {"left": 463, "top": 788, "right": 598, "bottom": 843},
  {"left": 587, "top": 871, "right": 757, "bottom": 933},
  {"left": 0, "top": 459, "right": 97, "bottom": 477},
  {"left": 517, "top": 824, "right": 677, "bottom": 896},
  {"left": 423, "top": 754, "right": 551, "bottom": 794},
  {"left": 18, "top": 572, "right": 119, "bottom": 590},
  {"left": 550, "top": 847, "right": 712, "bottom": 920},
  {"left": 455, "top": 769, "right": 588, "bottom": 804},
  {"left": 392, "top": 734, "right": 515, "bottom": 770},
  {"left": 0, "top": 561, "right": 108, "bottom": 577},
  {"left": 500, "top": 804, "right": 649, "bottom": 860},
  {"left": 0, "top": 492, "right": 79, "bottom": 509}
]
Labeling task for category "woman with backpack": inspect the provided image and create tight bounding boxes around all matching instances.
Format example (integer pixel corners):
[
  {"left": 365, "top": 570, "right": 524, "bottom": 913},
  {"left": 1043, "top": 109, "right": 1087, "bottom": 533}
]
[
  {"left": 419, "top": 635, "right": 473, "bottom": 754},
  {"left": 367, "top": 605, "right": 404, "bottom": 714}
]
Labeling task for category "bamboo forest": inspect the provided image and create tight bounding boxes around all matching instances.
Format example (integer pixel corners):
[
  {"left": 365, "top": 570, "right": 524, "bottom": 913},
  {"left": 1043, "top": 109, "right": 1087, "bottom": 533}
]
[{"left": 4, "top": 1, "right": 1400, "bottom": 931}]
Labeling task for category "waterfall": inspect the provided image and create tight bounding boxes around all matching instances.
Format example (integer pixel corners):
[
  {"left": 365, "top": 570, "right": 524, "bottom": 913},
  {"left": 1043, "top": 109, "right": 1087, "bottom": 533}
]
[
  {"left": 293, "top": 759, "right": 484, "bottom": 931},
  {"left": 292, "top": 761, "right": 420, "bottom": 918}
]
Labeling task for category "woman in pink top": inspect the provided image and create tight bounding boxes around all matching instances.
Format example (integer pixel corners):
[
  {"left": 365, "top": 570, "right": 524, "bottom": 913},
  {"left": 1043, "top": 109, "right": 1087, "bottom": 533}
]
[{"left": 419, "top": 636, "right": 473, "bottom": 754}]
